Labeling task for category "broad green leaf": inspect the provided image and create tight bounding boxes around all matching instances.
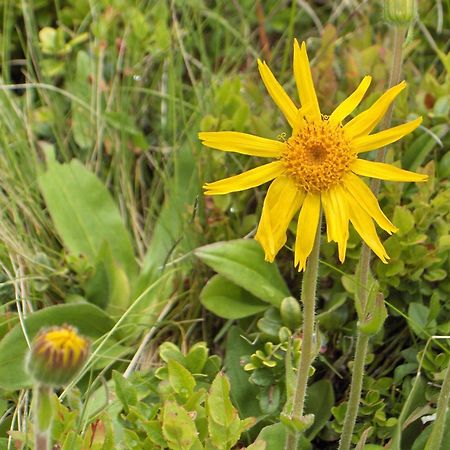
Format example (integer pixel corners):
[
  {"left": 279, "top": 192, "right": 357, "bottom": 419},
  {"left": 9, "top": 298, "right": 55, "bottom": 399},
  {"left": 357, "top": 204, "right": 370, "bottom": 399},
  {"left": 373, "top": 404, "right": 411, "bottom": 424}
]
[
  {"left": 200, "top": 275, "right": 268, "bottom": 319},
  {"left": 304, "top": 380, "right": 335, "bottom": 439},
  {"left": 168, "top": 360, "right": 196, "bottom": 398},
  {"left": 38, "top": 159, "right": 137, "bottom": 278},
  {"left": 0, "top": 303, "right": 115, "bottom": 390},
  {"left": 225, "top": 327, "right": 261, "bottom": 418},
  {"left": 162, "top": 400, "right": 198, "bottom": 450},
  {"left": 195, "top": 240, "right": 289, "bottom": 306}
]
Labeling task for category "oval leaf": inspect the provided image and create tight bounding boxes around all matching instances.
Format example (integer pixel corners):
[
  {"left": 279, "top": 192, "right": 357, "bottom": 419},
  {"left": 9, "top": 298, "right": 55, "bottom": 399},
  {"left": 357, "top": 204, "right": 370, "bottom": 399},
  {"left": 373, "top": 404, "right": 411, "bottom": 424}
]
[
  {"left": 195, "top": 239, "right": 289, "bottom": 306},
  {"left": 38, "top": 159, "right": 137, "bottom": 278},
  {"left": 201, "top": 275, "right": 268, "bottom": 319}
]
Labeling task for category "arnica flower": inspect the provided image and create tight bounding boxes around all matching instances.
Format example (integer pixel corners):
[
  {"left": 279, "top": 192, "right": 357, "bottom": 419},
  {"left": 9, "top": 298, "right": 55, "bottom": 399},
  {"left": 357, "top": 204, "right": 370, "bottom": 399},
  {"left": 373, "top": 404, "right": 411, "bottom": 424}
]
[
  {"left": 27, "top": 324, "right": 90, "bottom": 386},
  {"left": 199, "top": 40, "right": 427, "bottom": 270}
]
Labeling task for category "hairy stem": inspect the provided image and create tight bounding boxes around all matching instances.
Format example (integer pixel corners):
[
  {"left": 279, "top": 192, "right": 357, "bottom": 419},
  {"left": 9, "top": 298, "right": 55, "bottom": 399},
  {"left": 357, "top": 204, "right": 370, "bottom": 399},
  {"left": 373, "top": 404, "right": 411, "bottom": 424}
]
[
  {"left": 338, "top": 332, "right": 370, "bottom": 450},
  {"left": 338, "top": 25, "right": 407, "bottom": 450},
  {"left": 34, "top": 384, "right": 53, "bottom": 450},
  {"left": 285, "top": 217, "right": 322, "bottom": 450}
]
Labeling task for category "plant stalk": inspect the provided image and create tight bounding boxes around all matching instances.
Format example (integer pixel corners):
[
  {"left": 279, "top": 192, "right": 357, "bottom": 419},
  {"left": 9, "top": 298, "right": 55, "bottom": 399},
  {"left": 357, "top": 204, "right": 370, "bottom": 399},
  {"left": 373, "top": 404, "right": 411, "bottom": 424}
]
[
  {"left": 285, "top": 216, "right": 322, "bottom": 450},
  {"left": 338, "top": 332, "right": 370, "bottom": 450},
  {"left": 425, "top": 359, "right": 450, "bottom": 450},
  {"left": 34, "top": 384, "right": 53, "bottom": 450},
  {"left": 338, "top": 25, "right": 407, "bottom": 450}
]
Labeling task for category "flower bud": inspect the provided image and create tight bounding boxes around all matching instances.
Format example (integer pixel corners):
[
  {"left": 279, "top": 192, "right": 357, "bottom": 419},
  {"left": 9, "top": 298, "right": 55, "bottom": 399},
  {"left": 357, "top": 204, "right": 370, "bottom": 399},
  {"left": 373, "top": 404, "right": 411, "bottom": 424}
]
[
  {"left": 27, "top": 325, "right": 90, "bottom": 387},
  {"left": 384, "top": 0, "right": 416, "bottom": 25},
  {"left": 358, "top": 293, "right": 388, "bottom": 336}
]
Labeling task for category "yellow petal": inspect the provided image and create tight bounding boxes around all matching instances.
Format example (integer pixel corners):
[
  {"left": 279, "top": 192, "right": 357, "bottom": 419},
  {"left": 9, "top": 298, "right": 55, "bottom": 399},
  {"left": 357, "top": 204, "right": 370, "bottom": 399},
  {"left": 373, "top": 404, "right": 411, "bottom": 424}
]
[
  {"left": 352, "top": 117, "right": 422, "bottom": 153},
  {"left": 198, "top": 131, "right": 285, "bottom": 157},
  {"left": 322, "top": 185, "right": 349, "bottom": 262},
  {"left": 293, "top": 39, "right": 321, "bottom": 120},
  {"left": 320, "top": 191, "right": 335, "bottom": 243},
  {"left": 351, "top": 159, "right": 428, "bottom": 182},
  {"left": 349, "top": 202, "right": 389, "bottom": 263},
  {"left": 343, "top": 173, "right": 398, "bottom": 234},
  {"left": 255, "top": 176, "right": 305, "bottom": 262},
  {"left": 203, "top": 161, "right": 285, "bottom": 195},
  {"left": 344, "top": 81, "right": 406, "bottom": 138},
  {"left": 329, "top": 76, "right": 372, "bottom": 125},
  {"left": 258, "top": 60, "right": 298, "bottom": 128},
  {"left": 294, "top": 193, "right": 321, "bottom": 271}
]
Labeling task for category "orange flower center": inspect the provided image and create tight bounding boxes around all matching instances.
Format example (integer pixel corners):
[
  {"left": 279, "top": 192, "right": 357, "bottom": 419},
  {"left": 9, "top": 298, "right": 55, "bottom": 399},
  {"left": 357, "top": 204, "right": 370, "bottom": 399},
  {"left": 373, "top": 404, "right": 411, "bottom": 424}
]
[{"left": 281, "top": 118, "right": 356, "bottom": 193}]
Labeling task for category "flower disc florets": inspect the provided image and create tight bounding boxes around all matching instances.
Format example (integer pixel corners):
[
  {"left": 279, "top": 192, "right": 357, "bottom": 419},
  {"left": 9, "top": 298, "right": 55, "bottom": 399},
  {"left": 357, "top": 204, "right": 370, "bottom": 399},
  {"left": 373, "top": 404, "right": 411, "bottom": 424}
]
[
  {"left": 281, "top": 118, "right": 356, "bottom": 193},
  {"left": 27, "top": 324, "right": 90, "bottom": 387}
]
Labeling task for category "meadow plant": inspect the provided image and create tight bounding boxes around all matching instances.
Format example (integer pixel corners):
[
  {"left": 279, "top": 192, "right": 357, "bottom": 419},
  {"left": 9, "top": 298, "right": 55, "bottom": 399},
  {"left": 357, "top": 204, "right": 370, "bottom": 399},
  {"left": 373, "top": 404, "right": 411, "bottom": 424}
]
[{"left": 0, "top": 1, "right": 448, "bottom": 449}]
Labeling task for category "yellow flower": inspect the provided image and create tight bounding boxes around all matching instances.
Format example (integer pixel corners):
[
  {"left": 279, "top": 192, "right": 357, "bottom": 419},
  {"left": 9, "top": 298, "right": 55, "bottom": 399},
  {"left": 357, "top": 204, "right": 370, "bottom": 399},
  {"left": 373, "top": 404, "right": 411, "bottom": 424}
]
[{"left": 199, "top": 40, "right": 427, "bottom": 271}]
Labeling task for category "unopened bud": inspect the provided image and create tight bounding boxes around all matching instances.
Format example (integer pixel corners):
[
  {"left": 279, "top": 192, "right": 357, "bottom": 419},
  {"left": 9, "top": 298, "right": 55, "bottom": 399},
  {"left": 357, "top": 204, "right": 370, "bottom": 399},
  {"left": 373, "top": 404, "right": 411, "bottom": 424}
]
[
  {"left": 358, "top": 293, "right": 388, "bottom": 336},
  {"left": 27, "top": 325, "right": 90, "bottom": 386},
  {"left": 384, "top": 0, "right": 416, "bottom": 25}
]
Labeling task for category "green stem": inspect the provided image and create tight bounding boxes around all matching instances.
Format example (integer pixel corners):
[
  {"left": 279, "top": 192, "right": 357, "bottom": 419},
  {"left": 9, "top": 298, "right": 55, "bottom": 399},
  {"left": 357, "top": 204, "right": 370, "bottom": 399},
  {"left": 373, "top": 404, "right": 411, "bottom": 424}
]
[
  {"left": 425, "top": 360, "right": 450, "bottom": 450},
  {"left": 285, "top": 217, "right": 322, "bottom": 450},
  {"left": 338, "top": 25, "right": 407, "bottom": 450},
  {"left": 34, "top": 384, "right": 53, "bottom": 450},
  {"left": 338, "top": 332, "right": 370, "bottom": 450}
]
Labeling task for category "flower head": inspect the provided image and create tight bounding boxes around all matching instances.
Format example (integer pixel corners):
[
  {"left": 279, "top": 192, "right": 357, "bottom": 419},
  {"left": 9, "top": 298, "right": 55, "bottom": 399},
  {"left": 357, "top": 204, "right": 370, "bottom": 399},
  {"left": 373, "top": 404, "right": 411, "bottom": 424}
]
[
  {"left": 27, "top": 324, "right": 90, "bottom": 386},
  {"left": 199, "top": 40, "right": 427, "bottom": 270}
]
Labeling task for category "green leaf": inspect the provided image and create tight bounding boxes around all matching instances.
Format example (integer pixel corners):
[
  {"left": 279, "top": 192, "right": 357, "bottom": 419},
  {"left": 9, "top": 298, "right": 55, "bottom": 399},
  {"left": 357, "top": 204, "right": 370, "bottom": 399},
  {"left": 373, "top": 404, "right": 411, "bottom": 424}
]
[
  {"left": 208, "top": 373, "right": 236, "bottom": 426},
  {"left": 401, "top": 124, "right": 449, "bottom": 171},
  {"left": 185, "top": 342, "right": 209, "bottom": 374},
  {"left": 162, "top": 401, "right": 198, "bottom": 450},
  {"left": 225, "top": 327, "right": 260, "bottom": 418},
  {"left": 390, "top": 375, "right": 427, "bottom": 450},
  {"left": 195, "top": 240, "right": 290, "bottom": 306},
  {"left": 393, "top": 206, "right": 415, "bottom": 236},
  {"left": 0, "top": 303, "right": 114, "bottom": 389},
  {"left": 38, "top": 159, "right": 137, "bottom": 278},
  {"left": 113, "top": 370, "right": 138, "bottom": 414},
  {"left": 304, "top": 379, "right": 335, "bottom": 439},
  {"left": 408, "top": 303, "right": 429, "bottom": 338},
  {"left": 256, "top": 423, "right": 312, "bottom": 450},
  {"left": 207, "top": 372, "right": 247, "bottom": 449},
  {"left": 168, "top": 360, "right": 196, "bottom": 398},
  {"left": 200, "top": 275, "right": 268, "bottom": 319},
  {"left": 159, "top": 342, "right": 186, "bottom": 366},
  {"left": 86, "top": 241, "right": 131, "bottom": 313}
]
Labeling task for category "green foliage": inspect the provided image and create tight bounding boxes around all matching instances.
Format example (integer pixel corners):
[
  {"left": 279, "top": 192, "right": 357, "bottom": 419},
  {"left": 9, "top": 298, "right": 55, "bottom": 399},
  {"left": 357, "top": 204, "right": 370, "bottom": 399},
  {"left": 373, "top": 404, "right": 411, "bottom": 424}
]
[
  {"left": 112, "top": 343, "right": 253, "bottom": 450},
  {"left": 0, "top": 303, "right": 114, "bottom": 390},
  {"left": 195, "top": 239, "right": 290, "bottom": 310},
  {"left": 38, "top": 158, "right": 137, "bottom": 279},
  {"left": 0, "top": 0, "right": 449, "bottom": 449}
]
